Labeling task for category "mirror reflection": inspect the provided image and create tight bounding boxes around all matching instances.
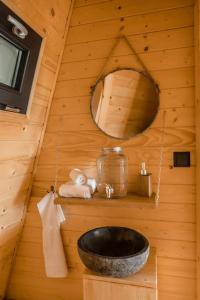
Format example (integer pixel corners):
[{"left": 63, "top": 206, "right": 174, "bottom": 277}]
[{"left": 91, "top": 69, "right": 159, "bottom": 139}]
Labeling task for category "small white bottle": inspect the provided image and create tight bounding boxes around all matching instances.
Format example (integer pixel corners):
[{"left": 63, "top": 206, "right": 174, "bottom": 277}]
[{"left": 138, "top": 162, "right": 152, "bottom": 197}]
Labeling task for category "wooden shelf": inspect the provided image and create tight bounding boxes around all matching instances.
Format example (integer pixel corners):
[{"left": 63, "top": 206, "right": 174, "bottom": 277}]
[{"left": 55, "top": 192, "right": 156, "bottom": 208}]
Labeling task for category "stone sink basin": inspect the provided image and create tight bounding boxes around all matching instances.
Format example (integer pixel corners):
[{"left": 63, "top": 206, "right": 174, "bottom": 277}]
[{"left": 77, "top": 226, "right": 150, "bottom": 278}]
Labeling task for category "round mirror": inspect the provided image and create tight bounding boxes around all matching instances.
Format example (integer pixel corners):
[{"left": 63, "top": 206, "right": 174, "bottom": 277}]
[{"left": 91, "top": 69, "right": 159, "bottom": 139}]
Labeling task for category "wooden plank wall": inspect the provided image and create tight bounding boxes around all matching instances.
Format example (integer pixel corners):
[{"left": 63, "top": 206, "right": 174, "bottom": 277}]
[
  {"left": 195, "top": 1, "right": 200, "bottom": 298},
  {"left": 6, "top": 0, "right": 196, "bottom": 300},
  {"left": 0, "top": 0, "right": 72, "bottom": 299}
]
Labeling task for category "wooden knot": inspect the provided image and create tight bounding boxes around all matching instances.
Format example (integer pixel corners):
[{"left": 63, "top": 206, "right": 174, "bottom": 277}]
[{"left": 51, "top": 8, "right": 55, "bottom": 17}]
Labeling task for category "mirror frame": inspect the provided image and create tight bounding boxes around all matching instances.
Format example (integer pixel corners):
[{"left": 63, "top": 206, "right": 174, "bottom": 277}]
[{"left": 90, "top": 67, "right": 160, "bottom": 140}]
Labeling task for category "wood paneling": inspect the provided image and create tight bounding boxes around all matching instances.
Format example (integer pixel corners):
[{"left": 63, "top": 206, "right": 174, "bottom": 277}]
[
  {"left": 0, "top": 0, "right": 72, "bottom": 299},
  {"left": 70, "top": 0, "right": 194, "bottom": 26},
  {"left": 67, "top": 6, "right": 194, "bottom": 44},
  {"left": 195, "top": 1, "right": 200, "bottom": 299},
  {"left": 7, "top": 0, "right": 197, "bottom": 300}
]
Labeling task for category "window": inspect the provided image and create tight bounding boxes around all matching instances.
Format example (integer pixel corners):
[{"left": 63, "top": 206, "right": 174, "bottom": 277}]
[{"left": 0, "top": 1, "right": 42, "bottom": 114}]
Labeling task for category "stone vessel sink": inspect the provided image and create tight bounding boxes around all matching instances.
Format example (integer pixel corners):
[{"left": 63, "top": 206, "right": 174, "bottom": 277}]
[{"left": 77, "top": 226, "right": 150, "bottom": 278}]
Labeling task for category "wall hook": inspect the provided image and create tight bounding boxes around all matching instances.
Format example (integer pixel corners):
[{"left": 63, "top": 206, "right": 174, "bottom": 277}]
[{"left": 7, "top": 15, "right": 28, "bottom": 39}]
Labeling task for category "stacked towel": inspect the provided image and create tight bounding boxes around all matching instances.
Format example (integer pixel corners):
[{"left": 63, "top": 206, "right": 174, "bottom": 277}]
[
  {"left": 59, "top": 182, "right": 92, "bottom": 198},
  {"left": 59, "top": 169, "right": 97, "bottom": 199},
  {"left": 87, "top": 178, "right": 97, "bottom": 193},
  {"left": 69, "top": 168, "right": 87, "bottom": 185}
]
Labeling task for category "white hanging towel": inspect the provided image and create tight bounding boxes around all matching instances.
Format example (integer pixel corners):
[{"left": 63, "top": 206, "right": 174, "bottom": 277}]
[{"left": 37, "top": 192, "right": 68, "bottom": 277}]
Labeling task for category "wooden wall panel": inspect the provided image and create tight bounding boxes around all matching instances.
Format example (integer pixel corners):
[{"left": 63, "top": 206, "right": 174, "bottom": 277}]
[
  {"left": 0, "top": 0, "right": 72, "bottom": 299},
  {"left": 195, "top": 1, "right": 200, "bottom": 298},
  {"left": 7, "top": 1, "right": 197, "bottom": 300}
]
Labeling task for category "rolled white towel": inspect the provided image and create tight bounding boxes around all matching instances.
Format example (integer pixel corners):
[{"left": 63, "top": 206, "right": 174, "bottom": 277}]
[
  {"left": 59, "top": 182, "right": 92, "bottom": 199},
  {"left": 87, "top": 178, "right": 97, "bottom": 193},
  {"left": 69, "top": 169, "right": 87, "bottom": 185}
]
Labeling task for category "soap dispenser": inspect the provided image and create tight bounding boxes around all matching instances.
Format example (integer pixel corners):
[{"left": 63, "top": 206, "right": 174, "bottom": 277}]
[{"left": 138, "top": 162, "right": 152, "bottom": 197}]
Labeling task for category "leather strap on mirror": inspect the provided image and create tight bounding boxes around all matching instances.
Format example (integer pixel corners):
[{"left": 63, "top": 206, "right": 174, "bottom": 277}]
[{"left": 92, "top": 34, "right": 159, "bottom": 91}]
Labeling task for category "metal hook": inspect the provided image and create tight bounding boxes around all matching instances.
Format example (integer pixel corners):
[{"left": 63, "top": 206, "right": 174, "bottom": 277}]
[
  {"left": 50, "top": 185, "right": 55, "bottom": 192},
  {"left": 7, "top": 15, "right": 28, "bottom": 39}
]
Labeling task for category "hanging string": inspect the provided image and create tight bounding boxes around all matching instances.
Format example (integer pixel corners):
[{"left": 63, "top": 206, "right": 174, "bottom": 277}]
[
  {"left": 91, "top": 34, "right": 158, "bottom": 91},
  {"left": 155, "top": 110, "right": 167, "bottom": 206},
  {"left": 122, "top": 35, "right": 154, "bottom": 80},
  {"left": 50, "top": 116, "right": 62, "bottom": 194},
  {"left": 94, "top": 37, "right": 122, "bottom": 84},
  {"left": 54, "top": 136, "right": 59, "bottom": 193}
]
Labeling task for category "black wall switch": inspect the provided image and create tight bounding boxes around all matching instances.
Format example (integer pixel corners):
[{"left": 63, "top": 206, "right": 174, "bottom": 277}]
[{"left": 173, "top": 152, "right": 190, "bottom": 167}]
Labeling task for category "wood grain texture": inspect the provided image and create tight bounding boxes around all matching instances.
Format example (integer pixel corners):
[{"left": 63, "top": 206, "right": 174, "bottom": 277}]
[
  {"left": 67, "top": 6, "right": 194, "bottom": 44},
  {"left": 63, "top": 27, "right": 194, "bottom": 62},
  {"left": 70, "top": 0, "right": 194, "bottom": 26},
  {"left": 7, "top": 1, "right": 197, "bottom": 300},
  {"left": 195, "top": 1, "right": 200, "bottom": 299},
  {"left": 0, "top": 0, "right": 72, "bottom": 299}
]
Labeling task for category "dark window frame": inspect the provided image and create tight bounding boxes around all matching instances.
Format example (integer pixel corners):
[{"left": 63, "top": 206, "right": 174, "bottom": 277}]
[{"left": 0, "top": 1, "right": 42, "bottom": 114}]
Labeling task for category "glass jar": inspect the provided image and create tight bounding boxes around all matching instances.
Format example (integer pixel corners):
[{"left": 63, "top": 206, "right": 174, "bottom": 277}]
[{"left": 96, "top": 147, "right": 128, "bottom": 198}]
